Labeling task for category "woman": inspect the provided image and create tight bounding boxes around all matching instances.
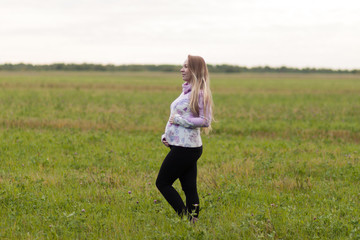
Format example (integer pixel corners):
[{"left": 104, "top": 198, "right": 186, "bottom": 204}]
[{"left": 156, "top": 55, "right": 214, "bottom": 222}]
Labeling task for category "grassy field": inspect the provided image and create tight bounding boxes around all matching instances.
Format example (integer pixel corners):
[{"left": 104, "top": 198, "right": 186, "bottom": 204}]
[{"left": 0, "top": 71, "right": 359, "bottom": 239}]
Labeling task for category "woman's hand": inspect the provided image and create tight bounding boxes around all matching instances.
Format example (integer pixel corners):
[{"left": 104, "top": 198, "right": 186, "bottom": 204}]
[
  {"left": 162, "top": 137, "right": 170, "bottom": 147},
  {"left": 169, "top": 114, "right": 175, "bottom": 124}
]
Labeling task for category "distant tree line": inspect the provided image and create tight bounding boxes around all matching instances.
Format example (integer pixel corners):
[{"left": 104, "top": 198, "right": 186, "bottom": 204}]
[{"left": 0, "top": 63, "right": 358, "bottom": 74}]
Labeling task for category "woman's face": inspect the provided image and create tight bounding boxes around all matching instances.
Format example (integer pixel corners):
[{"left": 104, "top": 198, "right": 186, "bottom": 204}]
[{"left": 180, "top": 59, "right": 191, "bottom": 82}]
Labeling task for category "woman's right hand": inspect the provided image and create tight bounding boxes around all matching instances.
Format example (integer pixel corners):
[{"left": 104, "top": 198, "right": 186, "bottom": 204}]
[
  {"left": 162, "top": 137, "right": 170, "bottom": 147},
  {"left": 169, "top": 114, "right": 175, "bottom": 124}
]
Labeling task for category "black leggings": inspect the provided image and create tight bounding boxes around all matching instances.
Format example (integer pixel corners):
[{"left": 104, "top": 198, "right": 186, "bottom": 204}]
[{"left": 156, "top": 145, "right": 203, "bottom": 219}]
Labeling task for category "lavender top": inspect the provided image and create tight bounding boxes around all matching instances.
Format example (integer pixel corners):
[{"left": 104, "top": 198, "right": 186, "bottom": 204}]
[{"left": 161, "top": 82, "right": 211, "bottom": 148}]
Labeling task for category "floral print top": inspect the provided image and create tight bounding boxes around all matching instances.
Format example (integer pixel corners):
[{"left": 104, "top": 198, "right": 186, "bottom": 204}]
[{"left": 161, "top": 82, "right": 211, "bottom": 148}]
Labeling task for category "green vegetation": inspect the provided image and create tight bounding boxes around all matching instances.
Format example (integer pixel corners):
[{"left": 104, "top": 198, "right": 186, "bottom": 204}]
[
  {"left": 1, "top": 63, "right": 359, "bottom": 74},
  {"left": 0, "top": 71, "right": 359, "bottom": 239}
]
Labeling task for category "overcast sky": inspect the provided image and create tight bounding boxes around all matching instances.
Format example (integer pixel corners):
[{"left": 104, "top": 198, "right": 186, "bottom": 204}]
[{"left": 1, "top": 0, "right": 359, "bottom": 69}]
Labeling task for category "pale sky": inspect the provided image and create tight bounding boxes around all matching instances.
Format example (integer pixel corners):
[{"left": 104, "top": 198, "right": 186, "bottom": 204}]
[{"left": 1, "top": 0, "right": 359, "bottom": 69}]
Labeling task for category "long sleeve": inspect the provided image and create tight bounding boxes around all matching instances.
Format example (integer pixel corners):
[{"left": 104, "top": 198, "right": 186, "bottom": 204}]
[
  {"left": 173, "top": 93, "right": 211, "bottom": 128},
  {"left": 163, "top": 82, "right": 207, "bottom": 147}
]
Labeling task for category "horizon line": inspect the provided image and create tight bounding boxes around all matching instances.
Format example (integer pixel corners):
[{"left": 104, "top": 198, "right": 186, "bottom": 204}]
[{"left": 1, "top": 62, "right": 359, "bottom": 71}]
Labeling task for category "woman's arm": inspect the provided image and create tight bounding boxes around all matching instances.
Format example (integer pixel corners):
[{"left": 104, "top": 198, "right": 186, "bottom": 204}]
[
  {"left": 172, "top": 94, "right": 211, "bottom": 128},
  {"left": 172, "top": 113, "right": 210, "bottom": 128}
]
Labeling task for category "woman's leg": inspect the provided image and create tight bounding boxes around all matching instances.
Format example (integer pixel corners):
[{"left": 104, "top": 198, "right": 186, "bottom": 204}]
[
  {"left": 179, "top": 162, "right": 200, "bottom": 219},
  {"left": 156, "top": 146, "right": 202, "bottom": 217},
  {"left": 156, "top": 146, "right": 187, "bottom": 216}
]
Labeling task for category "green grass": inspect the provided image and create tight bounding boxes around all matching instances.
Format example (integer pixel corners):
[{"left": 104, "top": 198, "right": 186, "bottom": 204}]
[{"left": 0, "top": 71, "right": 359, "bottom": 239}]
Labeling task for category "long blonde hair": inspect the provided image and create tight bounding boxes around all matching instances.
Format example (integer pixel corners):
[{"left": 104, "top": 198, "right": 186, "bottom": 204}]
[{"left": 187, "top": 55, "right": 214, "bottom": 134}]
